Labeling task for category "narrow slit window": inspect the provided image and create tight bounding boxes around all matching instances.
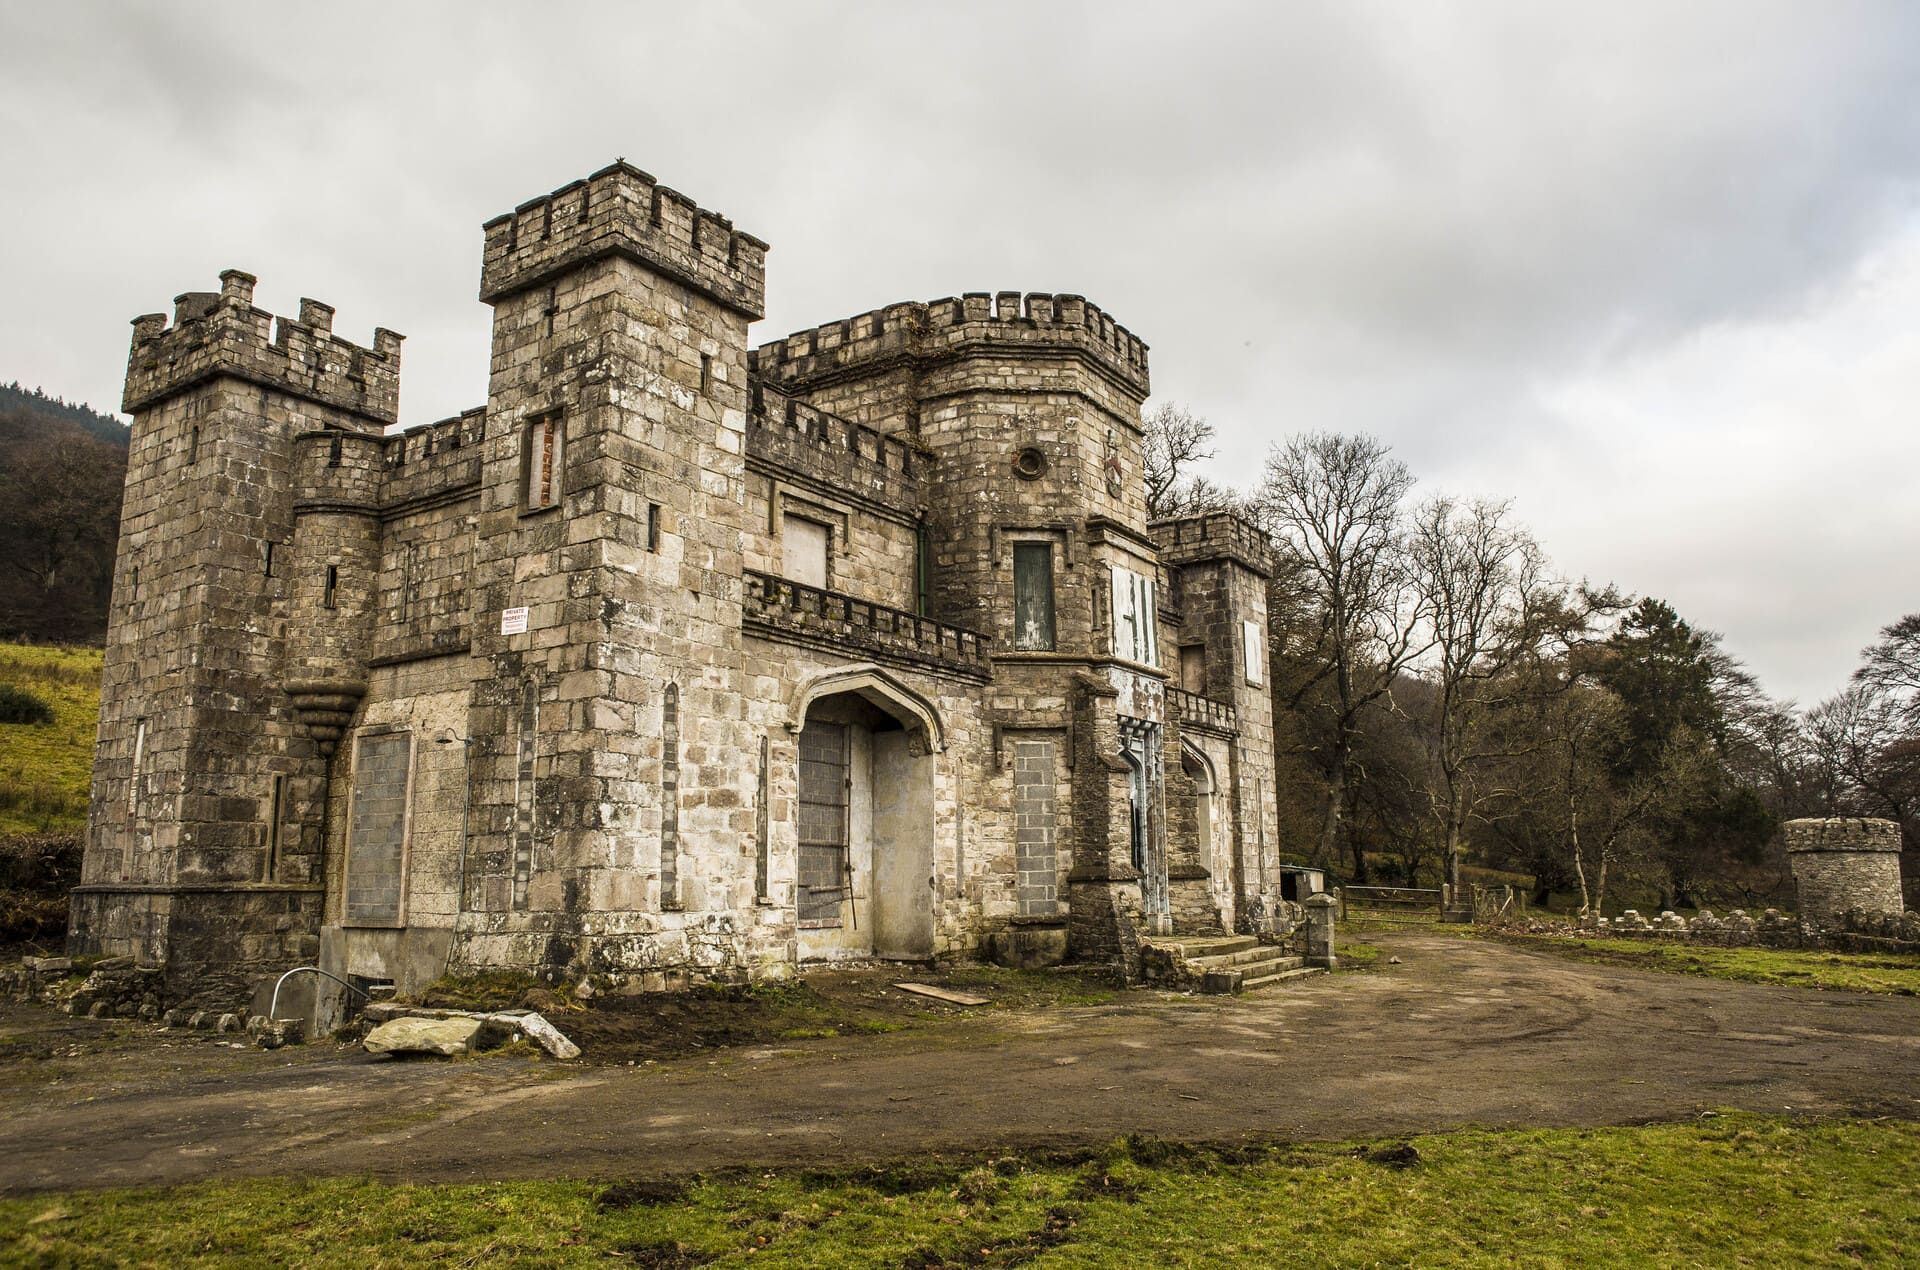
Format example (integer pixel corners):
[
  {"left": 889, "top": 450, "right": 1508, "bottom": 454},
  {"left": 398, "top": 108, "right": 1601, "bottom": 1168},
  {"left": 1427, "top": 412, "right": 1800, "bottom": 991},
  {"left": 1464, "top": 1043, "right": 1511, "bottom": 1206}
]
[
  {"left": 264, "top": 773, "right": 285, "bottom": 881},
  {"left": 914, "top": 521, "right": 931, "bottom": 617},
  {"left": 1013, "top": 543, "right": 1056, "bottom": 651},
  {"left": 128, "top": 718, "right": 147, "bottom": 819},
  {"left": 699, "top": 354, "right": 712, "bottom": 392},
  {"left": 323, "top": 565, "right": 338, "bottom": 609},
  {"left": 523, "top": 414, "right": 564, "bottom": 511},
  {"left": 647, "top": 503, "right": 661, "bottom": 552},
  {"left": 328, "top": 434, "right": 343, "bottom": 467},
  {"left": 264, "top": 541, "right": 275, "bottom": 577},
  {"left": 187, "top": 426, "right": 199, "bottom": 464}
]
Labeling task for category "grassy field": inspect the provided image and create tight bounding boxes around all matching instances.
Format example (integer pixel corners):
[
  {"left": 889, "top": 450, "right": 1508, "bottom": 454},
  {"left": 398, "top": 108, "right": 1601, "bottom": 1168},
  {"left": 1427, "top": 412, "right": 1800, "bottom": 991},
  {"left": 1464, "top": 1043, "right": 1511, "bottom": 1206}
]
[
  {"left": 2, "top": 1114, "right": 1913, "bottom": 1266},
  {"left": 0, "top": 644, "right": 101, "bottom": 836},
  {"left": 1486, "top": 932, "right": 1920, "bottom": 996}
]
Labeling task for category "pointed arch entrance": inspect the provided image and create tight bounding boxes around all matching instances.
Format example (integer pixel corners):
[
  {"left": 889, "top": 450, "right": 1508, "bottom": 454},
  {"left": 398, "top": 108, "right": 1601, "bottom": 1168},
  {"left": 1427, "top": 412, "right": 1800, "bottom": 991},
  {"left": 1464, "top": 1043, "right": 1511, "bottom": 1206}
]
[{"left": 788, "top": 666, "right": 942, "bottom": 961}]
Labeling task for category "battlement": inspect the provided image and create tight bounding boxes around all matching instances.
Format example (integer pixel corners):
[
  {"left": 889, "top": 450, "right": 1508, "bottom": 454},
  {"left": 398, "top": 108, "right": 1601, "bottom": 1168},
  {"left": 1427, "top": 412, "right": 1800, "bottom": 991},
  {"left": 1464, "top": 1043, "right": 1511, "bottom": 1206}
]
[
  {"left": 480, "top": 161, "right": 768, "bottom": 319},
  {"left": 381, "top": 407, "right": 487, "bottom": 513},
  {"left": 1151, "top": 511, "right": 1273, "bottom": 576},
  {"left": 384, "top": 406, "right": 487, "bottom": 467},
  {"left": 124, "top": 269, "right": 403, "bottom": 424},
  {"left": 750, "top": 291, "right": 1150, "bottom": 400},
  {"left": 746, "top": 378, "right": 922, "bottom": 518}
]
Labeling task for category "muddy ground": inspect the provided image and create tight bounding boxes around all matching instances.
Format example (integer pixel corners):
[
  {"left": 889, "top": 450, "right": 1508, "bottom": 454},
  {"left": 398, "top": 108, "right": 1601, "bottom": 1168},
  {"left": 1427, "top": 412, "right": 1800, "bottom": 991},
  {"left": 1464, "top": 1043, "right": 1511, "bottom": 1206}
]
[{"left": 1, "top": 931, "right": 1916, "bottom": 1193}]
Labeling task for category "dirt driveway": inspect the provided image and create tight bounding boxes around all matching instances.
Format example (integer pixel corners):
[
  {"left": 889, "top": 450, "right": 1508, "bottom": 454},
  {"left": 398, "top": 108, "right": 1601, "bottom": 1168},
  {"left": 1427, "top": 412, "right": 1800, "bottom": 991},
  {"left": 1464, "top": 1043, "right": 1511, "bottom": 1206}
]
[{"left": 2, "top": 932, "right": 1917, "bottom": 1193}]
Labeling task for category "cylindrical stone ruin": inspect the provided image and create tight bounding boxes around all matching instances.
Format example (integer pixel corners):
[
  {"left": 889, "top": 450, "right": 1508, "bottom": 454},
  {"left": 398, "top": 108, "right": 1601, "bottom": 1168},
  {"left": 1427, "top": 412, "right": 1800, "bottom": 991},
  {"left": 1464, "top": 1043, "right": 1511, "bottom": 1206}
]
[{"left": 1782, "top": 817, "right": 1906, "bottom": 924}]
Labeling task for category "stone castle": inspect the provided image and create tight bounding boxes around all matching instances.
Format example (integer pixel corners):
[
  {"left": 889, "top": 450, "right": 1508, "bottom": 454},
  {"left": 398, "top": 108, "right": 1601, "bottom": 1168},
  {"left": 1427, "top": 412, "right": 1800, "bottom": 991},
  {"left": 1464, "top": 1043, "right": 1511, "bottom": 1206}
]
[{"left": 69, "top": 161, "right": 1301, "bottom": 1020}]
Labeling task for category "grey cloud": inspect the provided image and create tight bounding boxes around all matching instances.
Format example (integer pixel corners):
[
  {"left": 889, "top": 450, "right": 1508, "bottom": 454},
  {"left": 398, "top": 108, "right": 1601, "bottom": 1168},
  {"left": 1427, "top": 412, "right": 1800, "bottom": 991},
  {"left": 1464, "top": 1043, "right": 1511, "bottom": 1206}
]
[{"left": 3, "top": 0, "right": 1916, "bottom": 702}]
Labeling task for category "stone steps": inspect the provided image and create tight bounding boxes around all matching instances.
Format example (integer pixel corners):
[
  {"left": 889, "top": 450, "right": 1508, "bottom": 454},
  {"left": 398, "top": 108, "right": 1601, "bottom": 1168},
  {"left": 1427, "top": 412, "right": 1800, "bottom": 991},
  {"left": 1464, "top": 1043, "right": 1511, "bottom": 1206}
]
[{"left": 1144, "top": 935, "right": 1326, "bottom": 995}]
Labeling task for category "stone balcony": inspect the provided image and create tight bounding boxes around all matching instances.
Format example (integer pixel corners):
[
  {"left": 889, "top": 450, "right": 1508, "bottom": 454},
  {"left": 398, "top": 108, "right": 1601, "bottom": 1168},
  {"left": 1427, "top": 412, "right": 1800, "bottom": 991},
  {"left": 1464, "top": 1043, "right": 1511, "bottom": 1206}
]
[
  {"left": 1168, "top": 686, "right": 1237, "bottom": 734},
  {"left": 743, "top": 571, "right": 991, "bottom": 681}
]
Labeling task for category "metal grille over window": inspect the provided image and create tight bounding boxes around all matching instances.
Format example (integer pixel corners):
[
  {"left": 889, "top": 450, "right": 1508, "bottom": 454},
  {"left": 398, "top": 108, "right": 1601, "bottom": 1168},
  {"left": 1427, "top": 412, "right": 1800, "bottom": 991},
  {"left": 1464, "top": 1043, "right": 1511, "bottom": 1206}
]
[
  {"left": 346, "top": 731, "right": 411, "bottom": 925},
  {"left": 524, "top": 414, "right": 563, "bottom": 510},
  {"left": 796, "top": 721, "right": 849, "bottom": 926},
  {"left": 1110, "top": 564, "right": 1159, "bottom": 665},
  {"left": 1012, "top": 542, "right": 1055, "bottom": 651}
]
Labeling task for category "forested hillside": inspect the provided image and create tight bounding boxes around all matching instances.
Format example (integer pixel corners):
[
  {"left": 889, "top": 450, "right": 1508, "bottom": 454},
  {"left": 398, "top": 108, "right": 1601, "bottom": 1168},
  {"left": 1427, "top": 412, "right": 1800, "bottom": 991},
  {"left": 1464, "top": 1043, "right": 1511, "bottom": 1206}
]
[{"left": 0, "top": 383, "right": 128, "bottom": 643}]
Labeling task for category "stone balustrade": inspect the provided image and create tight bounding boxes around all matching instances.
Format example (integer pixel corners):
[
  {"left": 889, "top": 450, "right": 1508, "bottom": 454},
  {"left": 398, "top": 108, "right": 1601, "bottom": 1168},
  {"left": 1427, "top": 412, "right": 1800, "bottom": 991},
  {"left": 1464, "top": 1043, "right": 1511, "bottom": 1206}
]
[
  {"left": 743, "top": 570, "right": 990, "bottom": 679},
  {"left": 1168, "top": 686, "right": 1237, "bottom": 734}
]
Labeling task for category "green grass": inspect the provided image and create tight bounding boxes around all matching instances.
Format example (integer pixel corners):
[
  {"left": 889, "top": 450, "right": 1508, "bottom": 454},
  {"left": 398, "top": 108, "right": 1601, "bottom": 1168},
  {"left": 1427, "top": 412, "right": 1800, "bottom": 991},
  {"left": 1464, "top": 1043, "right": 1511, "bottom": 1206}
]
[
  {"left": 1335, "top": 938, "right": 1384, "bottom": 972},
  {"left": 0, "top": 644, "right": 102, "bottom": 835},
  {"left": 1488, "top": 932, "right": 1920, "bottom": 996},
  {"left": 3, "top": 1114, "right": 1915, "bottom": 1266}
]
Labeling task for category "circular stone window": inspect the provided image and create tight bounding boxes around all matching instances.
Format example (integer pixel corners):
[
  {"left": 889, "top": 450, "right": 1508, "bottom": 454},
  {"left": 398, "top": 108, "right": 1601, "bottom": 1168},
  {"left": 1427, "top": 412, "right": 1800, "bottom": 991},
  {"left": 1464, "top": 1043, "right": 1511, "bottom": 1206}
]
[{"left": 1012, "top": 447, "right": 1049, "bottom": 481}]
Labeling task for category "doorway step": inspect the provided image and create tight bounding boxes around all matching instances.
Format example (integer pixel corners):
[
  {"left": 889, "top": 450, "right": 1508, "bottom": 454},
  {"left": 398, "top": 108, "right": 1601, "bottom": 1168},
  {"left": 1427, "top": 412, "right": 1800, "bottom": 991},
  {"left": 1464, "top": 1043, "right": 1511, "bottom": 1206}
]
[{"left": 1140, "top": 934, "right": 1324, "bottom": 994}]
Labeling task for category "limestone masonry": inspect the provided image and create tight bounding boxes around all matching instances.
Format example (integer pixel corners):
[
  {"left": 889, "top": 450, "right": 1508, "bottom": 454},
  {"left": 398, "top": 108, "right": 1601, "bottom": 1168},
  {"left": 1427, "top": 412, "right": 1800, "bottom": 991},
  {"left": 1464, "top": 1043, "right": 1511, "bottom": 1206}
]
[
  {"left": 1783, "top": 817, "right": 1906, "bottom": 925},
  {"left": 70, "top": 161, "right": 1297, "bottom": 1023}
]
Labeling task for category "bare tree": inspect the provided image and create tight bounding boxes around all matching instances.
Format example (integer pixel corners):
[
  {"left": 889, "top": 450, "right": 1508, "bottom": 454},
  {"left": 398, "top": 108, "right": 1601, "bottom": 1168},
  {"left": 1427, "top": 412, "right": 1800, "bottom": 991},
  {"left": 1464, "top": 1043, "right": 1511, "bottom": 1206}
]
[
  {"left": 1251, "top": 431, "right": 1422, "bottom": 878},
  {"left": 1855, "top": 613, "right": 1920, "bottom": 729},
  {"left": 1142, "top": 403, "right": 1218, "bottom": 520},
  {"left": 1404, "top": 495, "right": 1589, "bottom": 896},
  {"left": 1805, "top": 683, "right": 1920, "bottom": 834}
]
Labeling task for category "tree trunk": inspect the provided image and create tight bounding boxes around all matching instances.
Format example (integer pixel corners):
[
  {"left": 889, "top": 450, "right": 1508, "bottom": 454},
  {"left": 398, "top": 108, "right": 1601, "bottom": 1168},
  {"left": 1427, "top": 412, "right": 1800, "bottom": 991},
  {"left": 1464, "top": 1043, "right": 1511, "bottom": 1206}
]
[{"left": 1314, "top": 747, "right": 1348, "bottom": 871}]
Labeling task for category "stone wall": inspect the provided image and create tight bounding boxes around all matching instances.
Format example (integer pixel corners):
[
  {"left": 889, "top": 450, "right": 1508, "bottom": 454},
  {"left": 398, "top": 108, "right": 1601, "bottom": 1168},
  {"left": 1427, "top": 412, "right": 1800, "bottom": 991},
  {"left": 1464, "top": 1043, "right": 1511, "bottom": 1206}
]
[{"left": 1497, "top": 906, "right": 1920, "bottom": 956}]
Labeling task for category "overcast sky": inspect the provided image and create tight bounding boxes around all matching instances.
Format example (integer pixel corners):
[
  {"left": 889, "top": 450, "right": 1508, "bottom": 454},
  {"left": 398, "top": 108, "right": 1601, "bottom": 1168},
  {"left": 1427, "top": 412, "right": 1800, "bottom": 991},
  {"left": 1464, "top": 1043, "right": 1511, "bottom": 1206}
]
[{"left": 4, "top": 1, "right": 1916, "bottom": 706}]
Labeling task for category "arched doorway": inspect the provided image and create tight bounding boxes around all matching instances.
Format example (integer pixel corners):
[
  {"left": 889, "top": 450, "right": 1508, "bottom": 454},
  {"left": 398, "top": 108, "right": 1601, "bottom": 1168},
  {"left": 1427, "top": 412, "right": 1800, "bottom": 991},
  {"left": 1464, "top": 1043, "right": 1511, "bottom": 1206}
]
[
  {"left": 1181, "top": 740, "right": 1231, "bottom": 929},
  {"left": 790, "top": 667, "right": 941, "bottom": 961},
  {"left": 1121, "top": 718, "right": 1168, "bottom": 933}
]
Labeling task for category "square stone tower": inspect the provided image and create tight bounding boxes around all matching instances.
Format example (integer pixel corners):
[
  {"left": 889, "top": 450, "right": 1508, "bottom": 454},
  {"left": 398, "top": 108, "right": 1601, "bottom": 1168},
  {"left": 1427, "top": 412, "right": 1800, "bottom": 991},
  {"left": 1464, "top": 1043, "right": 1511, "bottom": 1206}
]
[{"left": 70, "top": 272, "right": 403, "bottom": 1005}]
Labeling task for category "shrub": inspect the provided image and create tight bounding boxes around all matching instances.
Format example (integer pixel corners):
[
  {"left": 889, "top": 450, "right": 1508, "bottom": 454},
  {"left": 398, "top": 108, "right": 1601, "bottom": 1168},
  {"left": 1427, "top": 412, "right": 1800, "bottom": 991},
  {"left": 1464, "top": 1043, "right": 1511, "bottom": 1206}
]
[{"left": 0, "top": 684, "right": 55, "bottom": 725}]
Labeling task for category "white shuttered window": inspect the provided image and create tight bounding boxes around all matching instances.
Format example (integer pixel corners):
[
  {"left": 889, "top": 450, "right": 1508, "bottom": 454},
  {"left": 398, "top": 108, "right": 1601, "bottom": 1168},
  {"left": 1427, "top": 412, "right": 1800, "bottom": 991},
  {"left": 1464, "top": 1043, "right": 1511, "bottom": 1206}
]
[{"left": 1109, "top": 565, "right": 1159, "bottom": 665}]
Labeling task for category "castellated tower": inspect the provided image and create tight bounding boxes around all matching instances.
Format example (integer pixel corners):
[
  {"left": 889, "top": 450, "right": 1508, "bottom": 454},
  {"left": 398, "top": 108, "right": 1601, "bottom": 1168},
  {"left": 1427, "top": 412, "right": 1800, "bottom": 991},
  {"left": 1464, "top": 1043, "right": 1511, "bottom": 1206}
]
[
  {"left": 753, "top": 295, "right": 1194, "bottom": 964},
  {"left": 69, "top": 271, "right": 403, "bottom": 1005},
  {"left": 448, "top": 163, "right": 781, "bottom": 979}
]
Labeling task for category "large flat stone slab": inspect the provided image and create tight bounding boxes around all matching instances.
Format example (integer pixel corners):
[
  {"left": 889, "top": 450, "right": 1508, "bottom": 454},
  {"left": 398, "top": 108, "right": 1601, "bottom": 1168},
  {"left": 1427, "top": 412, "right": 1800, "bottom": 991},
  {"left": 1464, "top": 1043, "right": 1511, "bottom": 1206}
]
[{"left": 364, "top": 1016, "right": 484, "bottom": 1058}]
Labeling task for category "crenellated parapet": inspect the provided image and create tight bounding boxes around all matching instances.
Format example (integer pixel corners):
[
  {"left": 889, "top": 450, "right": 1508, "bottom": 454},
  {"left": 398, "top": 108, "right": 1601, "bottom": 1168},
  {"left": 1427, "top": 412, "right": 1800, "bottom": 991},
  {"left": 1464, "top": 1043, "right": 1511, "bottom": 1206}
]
[
  {"left": 751, "top": 290, "right": 1150, "bottom": 401},
  {"left": 480, "top": 160, "right": 768, "bottom": 318},
  {"left": 747, "top": 378, "right": 922, "bottom": 519},
  {"left": 380, "top": 407, "right": 486, "bottom": 514},
  {"left": 124, "top": 269, "right": 402, "bottom": 425},
  {"left": 1151, "top": 512, "right": 1273, "bottom": 577}
]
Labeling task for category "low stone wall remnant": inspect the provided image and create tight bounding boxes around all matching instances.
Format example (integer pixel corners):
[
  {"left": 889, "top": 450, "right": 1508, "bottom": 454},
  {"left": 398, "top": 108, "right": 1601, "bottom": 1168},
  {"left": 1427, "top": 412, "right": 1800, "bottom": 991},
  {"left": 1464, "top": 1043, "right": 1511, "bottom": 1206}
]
[{"left": 1487, "top": 906, "right": 1920, "bottom": 957}]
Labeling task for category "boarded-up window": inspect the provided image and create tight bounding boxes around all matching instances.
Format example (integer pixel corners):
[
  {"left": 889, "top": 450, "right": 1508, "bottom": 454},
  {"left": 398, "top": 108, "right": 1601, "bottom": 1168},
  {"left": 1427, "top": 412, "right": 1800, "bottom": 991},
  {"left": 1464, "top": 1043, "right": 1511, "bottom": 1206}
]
[
  {"left": 1179, "top": 644, "right": 1206, "bottom": 694},
  {"left": 1013, "top": 543, "right": 1055, "bottom": 651},
  {"left": 1242, "top": 619, "right": 1265, "bottom": 686},
  {"left": 797, "top": 721, "right": 848, "bottom": 927},
  {"left": 782, "top": 514, "right": 830, "bottom": 589},
  {"left": 523, "top": 414, "right": 564, "bottom": 510},
  {"left": 1014, "top": 739, "right": 1058, "bottom": 916},
  {"left": 1110, "top": 564, "right": 1158, "bottom": 665},
  {"left": 345, "top": 731, "right": 411, "bottom": 925}
]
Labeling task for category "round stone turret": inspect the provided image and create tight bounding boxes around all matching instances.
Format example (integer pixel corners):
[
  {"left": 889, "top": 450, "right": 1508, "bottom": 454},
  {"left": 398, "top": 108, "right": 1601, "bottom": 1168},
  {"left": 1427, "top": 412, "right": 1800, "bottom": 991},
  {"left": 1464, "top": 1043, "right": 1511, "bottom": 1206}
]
[{"left": 1782, "top": 817, "right": 1905, "bottom": 924}]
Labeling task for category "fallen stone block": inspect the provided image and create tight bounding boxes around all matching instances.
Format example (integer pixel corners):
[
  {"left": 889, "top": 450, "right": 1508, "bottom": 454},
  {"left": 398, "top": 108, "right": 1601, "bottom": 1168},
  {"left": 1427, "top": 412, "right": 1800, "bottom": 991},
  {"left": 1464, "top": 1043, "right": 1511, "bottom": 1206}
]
[
  {"left": 512, "top": 1011, "right": 581, "bottom": 1060},
  {"left": 364, "top": 1016, "right": 484, "bottom": 1058},
  {"left": 249, "top": 1016, "right": 305, "bottom": 1050}
]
